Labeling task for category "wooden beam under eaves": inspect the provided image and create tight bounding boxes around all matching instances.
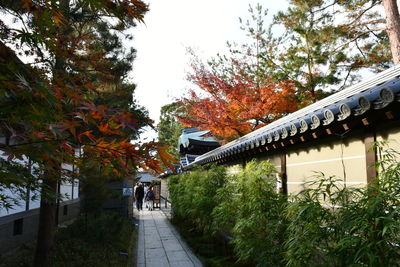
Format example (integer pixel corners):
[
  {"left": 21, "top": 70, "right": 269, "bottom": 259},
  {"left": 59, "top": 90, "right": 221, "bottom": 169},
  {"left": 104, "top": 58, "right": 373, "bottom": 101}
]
[
  {"left": 385, "top": 111, "right": 394, "bottom": 119},
  {"left": 280, "top": 150, "right": 288, "bottom": 196},
  {"left": 364, "top": 127, "right": 377, "bottom": 184}
]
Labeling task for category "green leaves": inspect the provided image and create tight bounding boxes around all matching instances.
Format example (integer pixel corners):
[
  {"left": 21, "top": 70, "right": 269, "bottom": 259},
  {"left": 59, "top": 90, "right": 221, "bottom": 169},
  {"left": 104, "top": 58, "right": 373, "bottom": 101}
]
[
  {"left": 157, "top": 102, "right": 184, "bottom": 161},
  {"left": 169, "top": 161, "right": 286, "bottom": 266},
  {"left": 169, "top": 146, "right": 400, "bottom": 266}
]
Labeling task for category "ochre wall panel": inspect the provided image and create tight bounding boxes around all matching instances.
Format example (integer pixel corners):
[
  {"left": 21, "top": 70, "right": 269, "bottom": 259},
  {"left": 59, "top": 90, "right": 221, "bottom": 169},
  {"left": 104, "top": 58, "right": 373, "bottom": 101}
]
[{"left": 285, "top": 135, "right": 367, "bottom": 194}]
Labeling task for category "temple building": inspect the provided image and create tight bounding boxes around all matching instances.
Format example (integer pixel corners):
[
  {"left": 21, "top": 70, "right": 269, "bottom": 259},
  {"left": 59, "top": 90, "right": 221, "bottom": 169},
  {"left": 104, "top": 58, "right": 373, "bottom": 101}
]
[{"left": 177, "top": 128, "right": 220, "bottom": 168}]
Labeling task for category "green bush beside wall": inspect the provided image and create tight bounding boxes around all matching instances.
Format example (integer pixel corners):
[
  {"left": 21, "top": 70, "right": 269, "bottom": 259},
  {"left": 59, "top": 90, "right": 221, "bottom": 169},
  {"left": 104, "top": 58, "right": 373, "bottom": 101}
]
[{"left": 169, "top": 149, "right": 400, "bottom": 266}]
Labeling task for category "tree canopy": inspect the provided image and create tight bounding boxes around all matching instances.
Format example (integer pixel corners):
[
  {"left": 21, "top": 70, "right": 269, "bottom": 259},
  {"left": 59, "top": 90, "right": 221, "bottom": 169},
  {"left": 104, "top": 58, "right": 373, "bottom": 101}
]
[
  {"left": 176, "top": 0, "right": 394, "bottom": 142},
  {"left": 0, "top": 1, "right": 174, "bottom": 265},
  {"left": 157, "top": 102, "right": 184, "bottom": 160}
]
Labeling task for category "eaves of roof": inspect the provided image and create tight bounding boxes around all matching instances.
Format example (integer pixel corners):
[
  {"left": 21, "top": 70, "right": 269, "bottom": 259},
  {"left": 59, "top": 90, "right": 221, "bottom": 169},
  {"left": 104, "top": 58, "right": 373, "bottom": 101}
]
[{"left": 185, "top": 65, "right": 400, "bottom": 169}]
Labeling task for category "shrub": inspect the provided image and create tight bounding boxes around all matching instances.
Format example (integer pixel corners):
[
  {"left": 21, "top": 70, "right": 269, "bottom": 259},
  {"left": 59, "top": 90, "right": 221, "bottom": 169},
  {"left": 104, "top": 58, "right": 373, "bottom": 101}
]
[
  {"left": 169, "top": 145, "right": 400, "bottom": 266},
  {"left": 168, "top": 164, "right": 227, "bottom": 234},
  {"left": 285, "top": 146, "right": 400, "bottom": 266},
  {"left": 284, "top": 174, "right": 353, "bottom": 266},
  {"left": 215, "top": 161, "right": 286, "bottom": 266}
]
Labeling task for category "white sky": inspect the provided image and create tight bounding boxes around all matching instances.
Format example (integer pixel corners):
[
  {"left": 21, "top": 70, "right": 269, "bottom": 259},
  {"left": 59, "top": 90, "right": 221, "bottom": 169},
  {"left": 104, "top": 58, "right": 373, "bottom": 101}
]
[{"left": 131, "top": 0, "right": 288, "bottom": 141}]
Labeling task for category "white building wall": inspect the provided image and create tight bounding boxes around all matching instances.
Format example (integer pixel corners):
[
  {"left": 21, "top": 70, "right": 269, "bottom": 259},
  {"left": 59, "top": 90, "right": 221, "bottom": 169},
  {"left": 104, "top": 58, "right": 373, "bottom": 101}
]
[{"left": 0, "top": 154, "right": 79, "bottom": 217}]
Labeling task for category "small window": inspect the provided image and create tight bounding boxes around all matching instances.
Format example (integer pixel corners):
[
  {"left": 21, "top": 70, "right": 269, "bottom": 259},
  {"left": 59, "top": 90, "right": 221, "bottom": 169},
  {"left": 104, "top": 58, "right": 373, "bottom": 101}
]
[
  {"left": 63, "top": 205, "right": 68, "bottom": 216},
  {"left": 13, "top": 218, "right": 23, "bottom": 236}
]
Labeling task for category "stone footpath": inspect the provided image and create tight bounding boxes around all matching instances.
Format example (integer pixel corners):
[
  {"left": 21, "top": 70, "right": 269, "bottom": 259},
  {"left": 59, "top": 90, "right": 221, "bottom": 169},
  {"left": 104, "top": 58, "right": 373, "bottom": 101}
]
[{"left": 135, "top": 209, "right": 203, "bottom": 267}]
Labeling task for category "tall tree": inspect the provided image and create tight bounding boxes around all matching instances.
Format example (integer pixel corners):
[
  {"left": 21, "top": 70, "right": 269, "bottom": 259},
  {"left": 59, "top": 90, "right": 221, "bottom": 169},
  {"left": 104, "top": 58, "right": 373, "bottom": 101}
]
[
  {"left": 0, "top": 1, "right": 172, "bottom": 265},
  {"left": 179, "top": 1, "right": 392, "bottom": 142},
  {"left": 269, "top": 0, "right": 389, "bottom": 102},
  {"left": 157, "top": 103, "right": 184, "bottom": 160},
  {"left": 179, "top": 51, "right": 299, "bottom": 142},
  {"left": 382, "top": 0, "right": 400, "bottom": 64}
]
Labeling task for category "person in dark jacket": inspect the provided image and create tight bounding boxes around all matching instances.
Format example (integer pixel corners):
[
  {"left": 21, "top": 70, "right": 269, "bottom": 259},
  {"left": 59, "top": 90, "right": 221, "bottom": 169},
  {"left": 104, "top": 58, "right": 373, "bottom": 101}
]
[{"left": 134, "top": 183, "right": 145, "bottom": 211}]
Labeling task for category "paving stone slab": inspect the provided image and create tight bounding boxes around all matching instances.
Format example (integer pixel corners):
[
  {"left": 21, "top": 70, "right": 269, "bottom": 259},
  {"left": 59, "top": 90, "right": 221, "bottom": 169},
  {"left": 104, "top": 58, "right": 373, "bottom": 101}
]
[
  {"left": 166, "top": 250, "right": 191, "bottom": 262},
  {"left": 145, "top": 247, "right": 166, "bottom": 258},
  {"left": 162, "top": 240, "right": 183, "bottom": 252},
  {"left": 134, "top": 209, "right": 203, "bottom": 267},
  {"left": 169, "top": 260, "right": 195, "bottom": 267}
]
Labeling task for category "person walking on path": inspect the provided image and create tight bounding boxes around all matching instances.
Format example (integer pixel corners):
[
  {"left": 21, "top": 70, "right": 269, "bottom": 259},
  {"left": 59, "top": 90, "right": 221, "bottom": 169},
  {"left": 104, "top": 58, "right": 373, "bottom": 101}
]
[
  {"left": 144, "top": 184, "right": 149, "bottom": 208},
  {"left": 145, "top": 186, "right": 155, "bottom": 211},
  {"left": 135, "top": 183, "right": 145, "bottom": 211}
]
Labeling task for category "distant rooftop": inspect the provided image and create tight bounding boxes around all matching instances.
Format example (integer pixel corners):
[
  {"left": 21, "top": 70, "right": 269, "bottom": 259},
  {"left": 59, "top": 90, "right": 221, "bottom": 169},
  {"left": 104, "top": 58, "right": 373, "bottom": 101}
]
[
  {"left": 178, "top": 128, "right": 220, "bottom": 155},
  {"left": 181, "top": 128, "right": 200, "bottom": 134},
  {"left": 137, "top": 172, "right": 159, "bottom": 183}
]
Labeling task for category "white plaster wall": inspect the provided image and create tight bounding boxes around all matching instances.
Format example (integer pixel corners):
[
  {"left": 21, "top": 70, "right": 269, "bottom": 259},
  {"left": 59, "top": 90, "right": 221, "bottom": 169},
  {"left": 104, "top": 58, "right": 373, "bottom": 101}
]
[{"left": 0, "top": 154, "right": 79, "bottom": 217}]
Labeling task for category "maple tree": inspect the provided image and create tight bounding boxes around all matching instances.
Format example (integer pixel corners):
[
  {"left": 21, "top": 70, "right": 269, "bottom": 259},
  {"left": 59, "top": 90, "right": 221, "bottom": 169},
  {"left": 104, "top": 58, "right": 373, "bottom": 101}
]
[
  {"left": 178, "top": 1, "right": 395, "bottom": 142},
  {"left": 178, "top": 52, "right": 299, "bottom": 142},
  {"left": 0, "top": 1, "right": 174, "bottom": 266}
]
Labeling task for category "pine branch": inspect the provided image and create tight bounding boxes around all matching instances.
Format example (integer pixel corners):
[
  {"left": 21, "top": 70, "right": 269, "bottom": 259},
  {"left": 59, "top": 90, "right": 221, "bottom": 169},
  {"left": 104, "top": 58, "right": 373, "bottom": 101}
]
[{"left": 331, "top": 27, "right": 386, "bottom": 54}]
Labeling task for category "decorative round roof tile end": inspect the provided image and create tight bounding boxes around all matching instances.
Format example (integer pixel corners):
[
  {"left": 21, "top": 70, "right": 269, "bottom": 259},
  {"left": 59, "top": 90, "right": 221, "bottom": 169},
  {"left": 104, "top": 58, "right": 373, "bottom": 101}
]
[
  {"left": 338, "top": 103, "right": 351, "bottom": 121},
  {"left": 310, "top": 115, "right": 320, "bottom": 129},
  {"left": 299, "top": 119, "right": 308, "bottom": 133},
  {"left": 274, "top": 131, "right": 280, "bottom": 141},
  {"left": 281, "top": 127, "right": 288, "bottom": 139},
  {"left": 290, "top": 123, "right": 298, "bottom": 136},
  {"left": 323, "top": 109, "right": 335, "bottom": 125}
]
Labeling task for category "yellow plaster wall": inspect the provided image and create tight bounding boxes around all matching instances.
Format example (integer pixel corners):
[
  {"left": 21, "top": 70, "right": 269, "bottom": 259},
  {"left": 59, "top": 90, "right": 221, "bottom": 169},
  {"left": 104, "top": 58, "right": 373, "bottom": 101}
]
[
  {"left": 376, "top": 122, "right": 400, "bottom": 161},
  {"left": 254, "top": 153, "right": 281, "bottom": 170},
  {"left": 220, "top": 123, "right": 400, "bottom": 195},
  {"left": 286, "top": 135, "right": 367, "bottom": 194}
]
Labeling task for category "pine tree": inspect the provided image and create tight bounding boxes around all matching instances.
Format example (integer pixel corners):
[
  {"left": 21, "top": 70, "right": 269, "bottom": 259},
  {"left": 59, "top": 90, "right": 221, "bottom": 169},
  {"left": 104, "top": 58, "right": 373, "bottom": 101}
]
[{"left": 157, "top": 103, "right": 185, "bottom": 160}]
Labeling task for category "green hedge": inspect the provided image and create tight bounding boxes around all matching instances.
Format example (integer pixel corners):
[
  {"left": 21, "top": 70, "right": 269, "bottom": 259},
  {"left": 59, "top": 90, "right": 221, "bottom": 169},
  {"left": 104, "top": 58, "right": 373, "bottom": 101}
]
[{"left": 168, "top": 148, "right": 400, "bottom": 266}]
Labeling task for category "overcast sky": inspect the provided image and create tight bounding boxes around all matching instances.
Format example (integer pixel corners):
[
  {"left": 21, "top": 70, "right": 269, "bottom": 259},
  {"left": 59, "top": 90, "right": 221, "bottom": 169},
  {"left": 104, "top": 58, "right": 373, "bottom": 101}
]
[{"left": 131, "top": 0, "right": 288, "bottom": 141}]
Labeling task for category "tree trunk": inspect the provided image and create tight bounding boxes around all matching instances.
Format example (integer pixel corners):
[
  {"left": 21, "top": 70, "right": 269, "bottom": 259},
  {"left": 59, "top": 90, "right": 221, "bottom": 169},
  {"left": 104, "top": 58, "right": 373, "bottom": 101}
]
[
  {"left": 382, "top": 0, "right": 400, "bottom": 64},
  {"left": 34, "top": 172, "right": 58, "bottom": 267},
  {"left": 34, "top": 1, "right": 70, "bottom": 265}
]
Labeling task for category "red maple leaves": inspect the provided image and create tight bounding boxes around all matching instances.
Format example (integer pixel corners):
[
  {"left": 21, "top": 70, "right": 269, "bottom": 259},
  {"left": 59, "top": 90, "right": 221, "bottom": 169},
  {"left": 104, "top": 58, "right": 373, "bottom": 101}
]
[{"left": 178, "top": 57, "right": 300, "bottom": 142}]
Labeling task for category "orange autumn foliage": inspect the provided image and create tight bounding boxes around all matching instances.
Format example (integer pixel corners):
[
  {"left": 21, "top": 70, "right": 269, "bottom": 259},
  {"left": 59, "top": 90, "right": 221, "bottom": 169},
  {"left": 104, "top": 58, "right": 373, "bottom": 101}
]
[
  {"left": 0, "top": 0, "right": 176, "bottom": 174},
  {"left": 178, "top": 59, "right": 300, "bottom": 142}
]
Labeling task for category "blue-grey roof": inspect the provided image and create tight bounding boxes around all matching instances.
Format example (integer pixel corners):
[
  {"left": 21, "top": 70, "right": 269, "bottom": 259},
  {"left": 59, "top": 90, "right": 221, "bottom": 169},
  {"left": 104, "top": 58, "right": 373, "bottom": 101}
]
[
  {"left": 137, "top": 172, "right": 159, "bottom": 183},
  {"left": 180, "top": 154, "right": 199, "bottom": 167},
  {"left": 186, "top": 65, "right": 400, "bottom": 168},
  {"left": 178, "top": 129, "right": 218, "bottom": 150}
]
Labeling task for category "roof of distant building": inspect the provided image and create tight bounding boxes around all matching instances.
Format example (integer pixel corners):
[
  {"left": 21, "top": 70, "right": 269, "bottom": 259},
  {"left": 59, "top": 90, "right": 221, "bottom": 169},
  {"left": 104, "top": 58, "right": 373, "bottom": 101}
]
[
  {"left": 137, "top": 172, "right": 159, "bottom": 183},
  {"left": 178, "top": 128, "right": 220, "bottom": 155}
]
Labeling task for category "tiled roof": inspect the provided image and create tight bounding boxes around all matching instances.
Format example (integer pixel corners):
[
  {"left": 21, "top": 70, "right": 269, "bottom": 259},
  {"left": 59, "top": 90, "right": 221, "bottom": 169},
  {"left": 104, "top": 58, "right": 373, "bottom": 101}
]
[
  {"left": 137, "top": 172, "right": 158, "bottom": 182},
  {"left": 186, "top": 65, "right": 400, "bottom": 168},
  {"left": 180, "top": 154, "right": 199, "bottom": 167}
]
